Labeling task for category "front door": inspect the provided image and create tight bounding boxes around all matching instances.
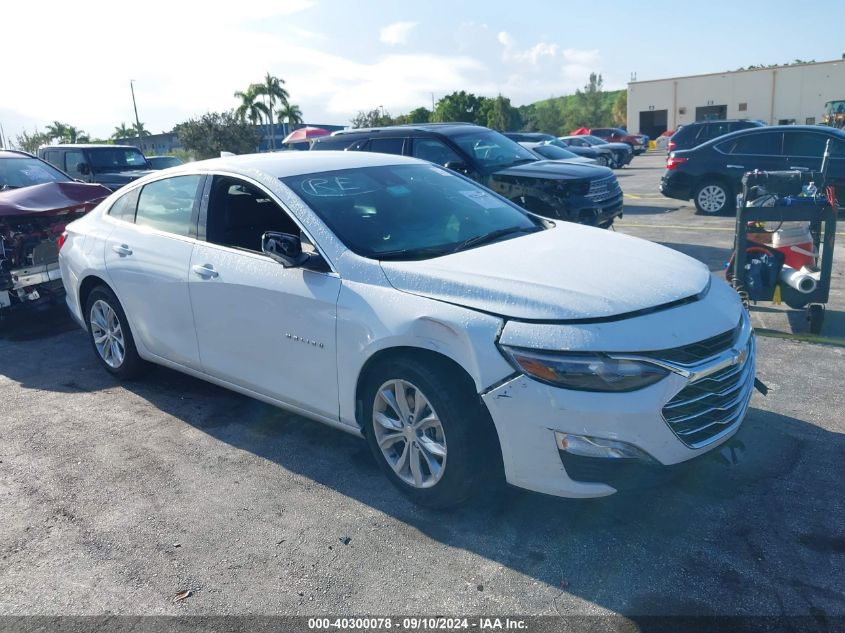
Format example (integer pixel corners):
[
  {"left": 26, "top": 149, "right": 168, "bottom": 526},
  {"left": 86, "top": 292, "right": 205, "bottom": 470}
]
[{"left": 189, "top": 175, "right": 341, "bottom": 420}]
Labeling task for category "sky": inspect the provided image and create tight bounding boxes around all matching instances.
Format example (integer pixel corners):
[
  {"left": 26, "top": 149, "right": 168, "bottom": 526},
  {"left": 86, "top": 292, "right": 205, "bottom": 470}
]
[{"left": 2, "top": 0, "right": 843, "bottom": 144}]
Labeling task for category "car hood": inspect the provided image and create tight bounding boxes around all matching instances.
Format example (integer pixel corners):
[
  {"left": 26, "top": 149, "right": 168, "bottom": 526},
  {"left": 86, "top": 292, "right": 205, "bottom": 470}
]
[
  {"left": 0, "top": 181, "right": 111, "bottom": 217},
  {"left": 96, "top": 170, "right": 155, "bottom": 183},
  {"left": 490, "top": 160, "right": 611, "bottom": 181},
  {"left": 379, "top": 224, "right": 711, "bottom": 321}
]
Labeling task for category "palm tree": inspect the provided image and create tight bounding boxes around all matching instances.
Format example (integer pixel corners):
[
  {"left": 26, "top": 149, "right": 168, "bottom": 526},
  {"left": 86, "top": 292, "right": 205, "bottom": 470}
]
[
  {"left": 113, "top": 123, "right": 133, "bottom": 140},
  {"left": 46, "top": 121, "right": 70, "bottom": 144},
  {"left": 64, "top": 125, "right": 88, "bottom": 143},
  {"left": 253, "top": 73, "right": 289, "bottom": 150},
  {"left": 129, "top": 122, "right": 151, "bottom": 138},
  {"left": 234, "top": 85, "right": 269, "bottom": 127},
  {"left": 277, "top": 103, "right": 303, "bottom": 136}
]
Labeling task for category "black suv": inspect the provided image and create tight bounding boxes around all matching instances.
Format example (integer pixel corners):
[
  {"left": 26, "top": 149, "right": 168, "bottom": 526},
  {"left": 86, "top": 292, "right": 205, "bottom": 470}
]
[
  {"left": 311, "top": 124, "right": 624, "bottom": 227},
  {"left": 667, "top": 120, "right": 765, "bottom": 153},
  {"left": 661, "top": 125, "right": 845, "bottom": 214},
  {"left": 38, "top": 144, "right": 154, "bottom": 191}
]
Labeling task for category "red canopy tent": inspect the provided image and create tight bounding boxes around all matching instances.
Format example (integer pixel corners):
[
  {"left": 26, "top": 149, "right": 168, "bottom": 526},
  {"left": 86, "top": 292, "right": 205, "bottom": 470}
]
[{"left": 570, "top": 127, "right": 591, "bottom": 136}]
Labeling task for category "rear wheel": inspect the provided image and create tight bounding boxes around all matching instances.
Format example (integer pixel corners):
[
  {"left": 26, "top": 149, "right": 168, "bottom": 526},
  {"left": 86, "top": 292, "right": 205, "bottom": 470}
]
[
  {"left": 694, "top": 180, "right": 734, "bottom": 215},
  {"left": 85, "top": 286, "right": 146, "bottom": 379},
  {"left": 363, "top": 358, "right": 493, "bottom": 508}
]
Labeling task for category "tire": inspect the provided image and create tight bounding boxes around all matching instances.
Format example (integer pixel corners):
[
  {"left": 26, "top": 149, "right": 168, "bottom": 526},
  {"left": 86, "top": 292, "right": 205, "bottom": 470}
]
[
  {"left": 84, "top": 285, "right": 146, "bottom": 379},
  {"left": 694, "top": 180, "right": 734, "bottom": 215},
  {"left": 597, "top": 155, "right": 609, "bottom": 168},
  {"left": 362, "top": 357, "right": 494, "bottom": 508}
]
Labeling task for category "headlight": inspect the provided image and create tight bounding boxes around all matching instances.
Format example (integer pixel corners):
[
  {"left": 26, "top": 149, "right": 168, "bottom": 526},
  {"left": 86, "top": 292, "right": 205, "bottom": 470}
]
[{"left": 498, "top": 346, "right": 669, "bottom": 392}]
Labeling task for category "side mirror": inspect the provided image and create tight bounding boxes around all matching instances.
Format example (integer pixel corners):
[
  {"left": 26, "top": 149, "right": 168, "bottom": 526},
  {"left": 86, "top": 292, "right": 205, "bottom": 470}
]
[
  {"left": 444, "top": 160, "right": 470, "bottom": 175},
  {"left": 76, "top": 162, "right": 91, "bottom": 176},
  {"left": 262, "top": 231, "right": 310, "bottom": 268}
]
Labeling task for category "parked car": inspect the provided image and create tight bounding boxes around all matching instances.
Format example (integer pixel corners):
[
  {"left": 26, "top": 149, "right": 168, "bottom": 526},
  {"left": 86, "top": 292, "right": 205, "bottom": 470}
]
[
  {"left": 504, "top": 132, "right": 611, "bottom": 167},
  {"left": 0, "top": 150, "right": 111, "bottom": 313},
  {"left": 559, "top": 135, "right": 633, "bottom": 168},
  {"left": 146, "top": 155, "right": 184, "bottom": 170},
  {"left": 667, "top": 120, "right": 765, "bottom": 153},
  {"left": 38, "top": 144, "right": 154, "bottom": 191},
  {"left": 656, "top": 130, "right": 674, "bottom": 152},
  {"left": 312, "top": 124, "right": 624, "bottom": 227},
  {"left": 59, "top": 151, "right": 755, "bottom": 507},
  {"left": 661, "top": 125, "right": 845, "bottom": 214},
  {"left": 517, "top": 141, "right": 597, "bottom": 165},
  {"left": 579, "top": 127, "right": 648, "bottom": 154}
]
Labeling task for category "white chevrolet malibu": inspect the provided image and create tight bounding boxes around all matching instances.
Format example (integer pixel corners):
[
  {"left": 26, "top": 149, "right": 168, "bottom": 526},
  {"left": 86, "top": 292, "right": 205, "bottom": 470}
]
[{"left": 59, "top": 151, "right": 755, "bottom": 507}]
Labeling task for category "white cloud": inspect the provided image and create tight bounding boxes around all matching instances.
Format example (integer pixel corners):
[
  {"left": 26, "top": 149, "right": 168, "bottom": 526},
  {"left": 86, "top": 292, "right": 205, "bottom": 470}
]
[
  {"left": 379, "top": 21, "right": 418, "bottom": 46},
  {"left": 498, "top": 31, "right": 560, "bottom": 66}
]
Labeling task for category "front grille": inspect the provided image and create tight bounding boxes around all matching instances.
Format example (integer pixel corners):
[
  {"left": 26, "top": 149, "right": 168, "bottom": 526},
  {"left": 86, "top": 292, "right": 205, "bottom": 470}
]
[
  {"left": 640, "top": 322, "right": 740, "bottom": 365},
  {"left": 586, "top": 176, "right": 622, "bottom": 202},
  {"left": 661, "top": 337, "right": 755, "bottom": 448}
]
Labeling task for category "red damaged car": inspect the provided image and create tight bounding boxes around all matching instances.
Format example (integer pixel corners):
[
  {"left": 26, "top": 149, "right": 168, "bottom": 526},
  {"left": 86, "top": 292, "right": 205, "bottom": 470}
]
[{"left": 0, "top": 150, "right": 111, "bottom": 314}]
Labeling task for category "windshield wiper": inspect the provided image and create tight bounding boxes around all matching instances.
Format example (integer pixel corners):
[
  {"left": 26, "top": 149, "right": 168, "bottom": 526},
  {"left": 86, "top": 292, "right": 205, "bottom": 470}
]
[
  {"left": 451, "top": 226, "right": 540, "bottom": 254},
  {"left": 376, "top": 245, "right": 455, "bottom": 261}
]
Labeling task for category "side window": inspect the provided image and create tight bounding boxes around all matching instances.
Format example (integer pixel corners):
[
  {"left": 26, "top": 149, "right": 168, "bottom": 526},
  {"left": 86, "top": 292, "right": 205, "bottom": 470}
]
[
  {"left": 410, "top": 138, "right": 462, "bottom": 165},
  {"left": 64, "top": 150, "right": 86, "bottom": 177},
  {"left": 135, "top": 175, "right": 203, "bottom": 237},
  {"left": 205, "top": 176, "right": 301, "bottom": 252},
  {"left": 725, "top": 133, "right": 783, "bottom": 155},
  {"left": 707, "top": 122, "right": 732, "bottom": 140},
  {"left": 108, "top": 188, "right": 140, "bottom": 222},
  {"left": 43, "top": 150, "right": 59, "bottom": 167},
  {"left": 782, "top": 132, "right": 828, "bottom": 158},
  {"left": 829, "top": 139, "right": 845, "bottom": 158},
  {"left": 365, "top": 138, "right": 405, "bottom": 155}
]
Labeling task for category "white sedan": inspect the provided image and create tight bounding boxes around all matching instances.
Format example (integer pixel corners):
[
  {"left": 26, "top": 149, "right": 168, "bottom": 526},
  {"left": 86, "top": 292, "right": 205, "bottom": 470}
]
[{"left": 59, "top": 151, "right": 755, "bottom": 507}]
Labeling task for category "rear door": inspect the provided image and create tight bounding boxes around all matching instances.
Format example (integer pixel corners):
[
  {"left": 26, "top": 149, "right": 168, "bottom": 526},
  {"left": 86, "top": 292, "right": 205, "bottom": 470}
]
[
  {"left": 103, "top": 174, "right": 204, "bottom": 369},
  {"left": 715, "top": 130, "right": 785, "bottom": 187}
]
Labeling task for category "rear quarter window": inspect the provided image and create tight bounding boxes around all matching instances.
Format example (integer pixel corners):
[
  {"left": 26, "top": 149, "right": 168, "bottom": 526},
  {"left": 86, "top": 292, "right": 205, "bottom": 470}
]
[{"left": 108, "top": 188, "right": 140, "bottom": 222}]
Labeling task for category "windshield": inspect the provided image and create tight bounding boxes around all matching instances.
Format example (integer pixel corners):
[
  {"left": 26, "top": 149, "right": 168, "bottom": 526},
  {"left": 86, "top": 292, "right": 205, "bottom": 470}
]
[
  {"left": 282, "top": 164, "right": 544, "bottom": 261},
  {"left": 450, "top": 129, "right": 537, "bottom": 171},
  {"left": 148, "top": 156, "right": 183, "bottom": 169},
  {"left": 88, "top": 148, "right": 149, "bottom": 171},
  {"left": 0, "top": 157, "right": 71, "bottom": 189},
  {"left": 531, "top": 144, "right": 579, "bottom": 160}
]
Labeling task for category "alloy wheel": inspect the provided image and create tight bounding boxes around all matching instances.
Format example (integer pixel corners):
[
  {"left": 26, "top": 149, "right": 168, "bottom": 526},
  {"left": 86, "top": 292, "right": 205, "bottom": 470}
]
[
  {"left": 89, "top": 299, "right": 125, "bottom": 368},
  {"left": 697, "top": 184, "right": 727, "bottom": 213},
  {"left": 372, "top": 379, "right": 447, "bottom": 489}
]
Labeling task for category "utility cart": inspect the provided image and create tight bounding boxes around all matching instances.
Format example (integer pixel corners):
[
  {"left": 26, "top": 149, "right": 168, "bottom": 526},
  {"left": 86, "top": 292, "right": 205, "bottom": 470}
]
[{"left": 729, "top": 151, "right": 838, "bottom": 334}]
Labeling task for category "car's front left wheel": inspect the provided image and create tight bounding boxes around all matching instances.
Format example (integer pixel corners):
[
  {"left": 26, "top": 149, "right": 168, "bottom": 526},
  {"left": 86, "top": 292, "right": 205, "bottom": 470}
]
[
  {"left": 363, "top": 358, "right": 494, "bottom": 508},
  {"left": 85, "top": 286, "right": 146, "bottom": 379}
]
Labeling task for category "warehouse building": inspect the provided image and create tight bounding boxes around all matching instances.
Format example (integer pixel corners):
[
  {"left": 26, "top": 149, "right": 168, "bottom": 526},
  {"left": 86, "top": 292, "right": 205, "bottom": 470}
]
[{"left": 627, "top": 57, "right": 845, "bottom": 138}]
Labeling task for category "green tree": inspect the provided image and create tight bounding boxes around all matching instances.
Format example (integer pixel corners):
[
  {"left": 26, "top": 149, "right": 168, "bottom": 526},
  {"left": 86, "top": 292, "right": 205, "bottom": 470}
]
[
  {"left": 277, "top": 102, "right": 303, "bottom": 133},
  {"left": 431, "top": 91, "right": 487, "bottom": 124},
  {"left": 393, "top": 106, "right": 432, "bottom": 125},
  {"left": 45, "top": 121, "right": 90, "bottom": 143},
  {"left": 14, "top": 129, "right": 52, "bottom": 153},
  {"left": 253, "top": 73, "right": 290, "bottom": 150},
  {"left": 234, "top": 84, "right": 269, "bottom": 127},
  {"left": 129, "top": 122, "right": 151, "bottom": 137},
  {"left": 112, "top": 123, "right": 133, "bottom": 140},
  {"left": 174, "top": 110, "right": 260, "bottom": 159},
  {"left": 611, "top": 91, "right": 627, "bottom": 127},
  {"left": 480, "top": 95, "right": 520, "bottom": 131},
  {"left": 532, "top": 100, "right": 566, "bottom": 135},
  {"left": 350, "top": 108, "right": 393, "bottom": 128},
  {"left": 573, "top": 73, "right": 609, "bottom": 128}
]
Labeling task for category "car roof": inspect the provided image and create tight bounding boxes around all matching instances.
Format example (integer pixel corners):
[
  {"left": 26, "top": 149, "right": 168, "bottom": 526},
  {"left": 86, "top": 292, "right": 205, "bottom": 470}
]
[
  {"left": 330, "top": 122, "right": 483, "bottom": 137},
  {"left": 0, "top": 149, "right": 37, "bottom": 159},
  {"left": 163, "top": 150, "right": 424, "bottom": 178},
  {"left": 695, "top": 124, "right": 845, "bottom": 147},
  {"left": 39, "top": 144, "right": 141, "bottom": 150}
]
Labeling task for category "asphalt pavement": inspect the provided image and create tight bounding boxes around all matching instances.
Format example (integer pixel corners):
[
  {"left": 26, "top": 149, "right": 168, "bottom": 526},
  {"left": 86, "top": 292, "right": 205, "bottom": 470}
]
[{"left": 0, "top": 153, "right": 843, "bottom": 620}]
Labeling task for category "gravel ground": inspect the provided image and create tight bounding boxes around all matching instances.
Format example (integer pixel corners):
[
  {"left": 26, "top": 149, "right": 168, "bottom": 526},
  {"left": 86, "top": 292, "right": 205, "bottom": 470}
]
[{"left": 1, "top": 153, "right": 843, "bottom": 619}]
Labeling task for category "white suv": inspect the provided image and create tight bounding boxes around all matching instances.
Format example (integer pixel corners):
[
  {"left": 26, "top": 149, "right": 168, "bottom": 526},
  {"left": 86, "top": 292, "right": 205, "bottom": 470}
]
[{"left": 58, "top": 151, "right": 755, "bottom": 507}]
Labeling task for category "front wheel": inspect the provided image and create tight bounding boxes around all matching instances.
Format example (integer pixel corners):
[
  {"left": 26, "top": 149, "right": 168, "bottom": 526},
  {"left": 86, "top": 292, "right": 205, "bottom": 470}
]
[
  {"left": 363, "top": 359, "right": 492, "bottom": 508},
  {"left": 694, "top": 181, "right": 734, "bottom": 215}
]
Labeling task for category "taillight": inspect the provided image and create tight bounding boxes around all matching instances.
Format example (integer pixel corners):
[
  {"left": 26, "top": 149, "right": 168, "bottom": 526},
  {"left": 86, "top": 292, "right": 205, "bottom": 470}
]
[
  {"left": 58, "top": 232, "right": 68, "bottom": 252},
  {"left": 667, "top": 140, "right": 676, "bottom": 151},
  {"left": 666, "top": 156, "right": 689, "bottom": 170}
]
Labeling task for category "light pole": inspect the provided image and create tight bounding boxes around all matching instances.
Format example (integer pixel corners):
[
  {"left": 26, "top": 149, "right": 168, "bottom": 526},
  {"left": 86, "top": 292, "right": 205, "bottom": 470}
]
[{"left": 129, "top": 80, "right": 142, "bottom": 141}]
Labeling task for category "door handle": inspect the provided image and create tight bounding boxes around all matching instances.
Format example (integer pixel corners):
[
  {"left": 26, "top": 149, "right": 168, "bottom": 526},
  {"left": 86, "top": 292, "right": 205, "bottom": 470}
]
[
  {"left": 191, "top": 264, "right": 219, "bottom": 279},
  {"left": 791, "top": 166, "right": 809, "bottom": 171},
  {"left": 726, "top": 165, "right": 745, "bottom": 169},
  {"left": 111, "top": 244, "right": 132, "bottom": 256}
]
